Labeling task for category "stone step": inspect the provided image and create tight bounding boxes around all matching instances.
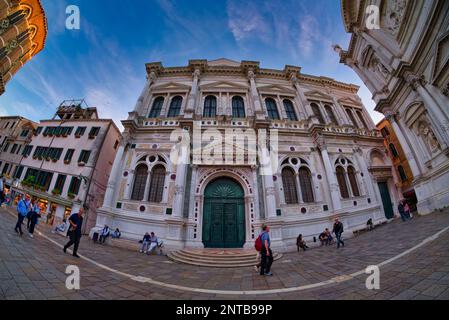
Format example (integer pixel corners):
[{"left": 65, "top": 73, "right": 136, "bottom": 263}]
[
  {"left": 178, "top": 249, "right": 260, "bottom": 260},
  {"left": 168, "top": 250, "right": 283, "bottom": 268}
]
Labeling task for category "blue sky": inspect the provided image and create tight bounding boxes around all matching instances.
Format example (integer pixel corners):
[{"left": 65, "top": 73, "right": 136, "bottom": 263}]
[{"left": 0, "top": 0, "right": 384, "bottom": 130}]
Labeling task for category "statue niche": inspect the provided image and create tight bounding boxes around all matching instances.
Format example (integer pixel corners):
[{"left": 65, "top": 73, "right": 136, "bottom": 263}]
[{"left": 416, "top": 119, "right": 441, "bottom": 154}]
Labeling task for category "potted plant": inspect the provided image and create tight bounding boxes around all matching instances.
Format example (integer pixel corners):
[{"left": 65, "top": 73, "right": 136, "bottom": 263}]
[
  {"left": 52, "top": 158, "right": 58, "bottom": 163},
  {"left": 51, "top": 188, "right": 61, "bottom": 196},
  {"left": 75, "top": 134, "right": 81, "bottom": 139},
  {"left": 78, "top": 161, "right": 85, "bottom": 167},
  {"left": 37, "top": 156, "right": 43, "bottom": 160},
  {"left": 67, "top": 192, "right": 76, "bottom": 199},
  {"left": 64, "top": 159, "right": 70, "bottom": 164},
  {"left": 88, "top": 134, "right": 95, "bottom": 140},
  {"left": 39, "top": 186, "right": 46, "bottom": 192},
  {"left": 45, "top": 156, "right": 51, "bottom": 161}
]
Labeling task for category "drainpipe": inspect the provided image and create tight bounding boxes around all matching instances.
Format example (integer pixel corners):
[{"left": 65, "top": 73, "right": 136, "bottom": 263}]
[{"left": 81, "top": 121, "right": 113, "bottom": 234}]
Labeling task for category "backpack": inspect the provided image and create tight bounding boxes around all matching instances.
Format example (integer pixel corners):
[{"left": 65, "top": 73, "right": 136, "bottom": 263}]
[{"left": 255, "top": 234, "right": 263, "bottom": 252}]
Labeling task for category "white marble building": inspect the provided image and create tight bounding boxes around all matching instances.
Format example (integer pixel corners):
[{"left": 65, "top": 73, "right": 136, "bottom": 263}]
[
  {"left": 337, "top": 0, "right": 449, "bottom": 215},
  {"left": 96, "top": 58, "right": 399, "bottom": 252}
]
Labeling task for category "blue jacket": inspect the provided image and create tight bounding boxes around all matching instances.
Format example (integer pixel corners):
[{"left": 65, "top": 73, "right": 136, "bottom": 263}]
[{"left": 17, "top": 199, "right": 30, "bottom": 217}]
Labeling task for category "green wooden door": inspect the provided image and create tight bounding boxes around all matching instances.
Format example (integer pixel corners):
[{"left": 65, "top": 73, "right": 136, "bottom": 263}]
[
  {"left": 378, "top": 182, "right": 394, "bottom": 219},
  {"left": 203, "top": 178, "right": 245, "bottom": 248}
]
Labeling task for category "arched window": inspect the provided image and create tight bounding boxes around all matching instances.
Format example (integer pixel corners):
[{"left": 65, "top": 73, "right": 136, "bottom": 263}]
[
  {"left": 398, "top": 165, "right": 407, "bottom": 182},
  {"left": 346, "top": 109, "right": 358, "bottom": 128},
  {"left": 232, "top": 96, "right": 246, "bottom": 118},
  {"left": 148, "top": 165, "right": 166, "bottom": 203},
  {"left": 167, "top": 96, "right": 182, "bottom": 117},
  {"left": 203, "top": 95, "right": 217, "bottom": 117},
  {"left": 347, "top": 166, "right": 360, "bottom": 197},
  {"left": 336, "top": 166, "right": 350, "bottom": 199},
  {"left": 389, "top": 143, "right": 399, "bottom": 158},
  {"left": 283, "top": 99, "right": 298, "bottom": 121},
  {"left": 282, "top": 167, "right": 298, "bottom": 204},
  {"left": 311, "top": 103, "right": 325, "bottom": 124},
  {"left": 381, "top": 127, "right": 390, "bottom": 137},
  {"left": 266, "top": 98, "right": 280, "bottom": 120},
  {"left": 131, "top": 164, "right": 148, "bottom": 200},
  {"left": 325, "top": 105, "right": 337, "bottom": 125},
  {"left": 149, "top": 97, "right": 164, "bottom": 118},
  {"left": 298, "top": 167, "right": 314, "bottom": 203},
  {"left": 357, "top": 111, "right": 369, "bottom": 129}
]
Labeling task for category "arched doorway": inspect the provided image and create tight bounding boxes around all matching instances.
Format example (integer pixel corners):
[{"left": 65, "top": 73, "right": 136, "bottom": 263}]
[{"left": 202, "top": 177, "right": 245, "bottom": 248}]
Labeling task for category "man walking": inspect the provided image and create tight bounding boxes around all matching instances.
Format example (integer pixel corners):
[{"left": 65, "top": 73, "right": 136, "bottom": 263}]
[
  {"left": 260, "top": 224, "right": 274, "bottom": 276},
  {"left": 15, "top": 194, "right": 30, "bottom": 236},
  {"left": 332, "top": 218, "right": 345, "bottom": 249},
  {"left": 63, "top": 207, "right": 84, "bottom": 258},
  {"left": 0, "top": 176, "right": 5, "bottom": 207}
]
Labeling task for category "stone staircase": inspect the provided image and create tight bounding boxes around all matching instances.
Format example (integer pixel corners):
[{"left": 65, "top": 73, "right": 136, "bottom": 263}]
[{"left": 167, "top": 248, "right": 283, "bottom": 268}]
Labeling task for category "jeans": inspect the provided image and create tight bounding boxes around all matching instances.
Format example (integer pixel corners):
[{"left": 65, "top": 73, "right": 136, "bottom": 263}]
[
  {"left": 99, "top": 234, "right": 109, "bottom": 244},
  {"left": 64, "top": 232, "right": 81, "bottom": 255},
  {"left": 141, "top": 240, "right": 150, "bottom": 252},
  {"left": 336, "top": 232, "right": 344, "bottom": 248},
  {"left": 15, "top": 214, "right": 25, "bottom": 234},
  {"left": 29, "top": 220, "right": 37, "bottom": 234},
  {"left": 260, "top": 248, "right": 274, "bottom": 275},
  {"left": 147, "top": 242, "right": 158, "bottom": 254}
]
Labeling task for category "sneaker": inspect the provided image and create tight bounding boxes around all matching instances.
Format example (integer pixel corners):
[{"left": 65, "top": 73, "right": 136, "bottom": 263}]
[
  {"left": 264, "top": 272, "right": 273, "bottom": 276},
  {"left": 139, "top": 250, "right": 143, "bottom": 253},
  {"left": 254, "top": 265, "right": 259, "bottom": 272},
  {"left": 29, "top": 234, "right": 34, "bottom": 238}
]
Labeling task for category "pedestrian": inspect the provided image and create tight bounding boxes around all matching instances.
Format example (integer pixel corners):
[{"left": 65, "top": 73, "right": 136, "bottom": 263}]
[
  {"left": 332, "top": 218, "right": 345, "bottom": 248},
  {"left": 98, "top": 225, "right": 110, "bottom": 244},
  {"left": 259, "top": 224, "right": 274, "bottom": 276},
  {"left": 398, "top": 200, "right": 407, "bottom": 221},
  {"left": 404, "top": 200, "right": 412, "bottom": 219},
  {"left": 296, "top": 234, "right": 309, "bottom": 251},
  {"left": 28, "top": 200, "right": 41, "bottom": 238},
  {"left": 63, "top": 207, "right": 84, "bottom": 258},
  {"left": 0, "top": 176, "right": 5, "bottom": 207},
  {"left": 146, "top": 232, "right": 159, "bottom": 255},
  {"left": 140, "top": 232, "right": 151, "bottom": 253},
  {"left": 27, "top": 198, "right": 37, "bottom": 229},
  {"left": 366, "top": 218, "right": 374, "bottom": 231},
  {"left": 15, "top": 194, "right": 31, "bottom": 236}
]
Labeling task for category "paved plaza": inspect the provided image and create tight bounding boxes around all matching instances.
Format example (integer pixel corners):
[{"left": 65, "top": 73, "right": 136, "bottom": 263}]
[{"left": 1, "top": 206, "right": 449, "bottom": 300}]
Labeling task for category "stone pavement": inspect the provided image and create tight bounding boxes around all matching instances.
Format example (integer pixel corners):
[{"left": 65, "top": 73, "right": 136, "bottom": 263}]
[{"left": 1, "top": 206, "right": 449, "bottom": 300}]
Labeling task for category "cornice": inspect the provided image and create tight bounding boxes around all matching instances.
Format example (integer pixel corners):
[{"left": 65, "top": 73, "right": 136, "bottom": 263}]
[{"left": 145, "top": 59, "right": 360, "bottom": 94}]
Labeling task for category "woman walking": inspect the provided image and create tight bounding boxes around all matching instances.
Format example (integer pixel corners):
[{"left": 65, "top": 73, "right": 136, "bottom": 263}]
[{"left": 28, "top": 200, "right": 41, "bottom": 238}]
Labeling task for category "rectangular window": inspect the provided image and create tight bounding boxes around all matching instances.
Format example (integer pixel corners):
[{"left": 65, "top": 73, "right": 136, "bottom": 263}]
[
  {"left": 75, "top": 127, "right": 86, "bottom": 137},
  {"left": 1, "top": 163, "right": 9, "bottom": 175},
  {"left": 16, "top": 144, "right": 21, "bottom": 155},
  {"left": 3, "top": 142, "right": 10, "bottom": 152},
  {"left": 54, "top": 174, "right": 66, "bottom": 193},
  {"left": 14, "top": 166, "right": 24, "bottom": 179},
  {"left": 68, "top": 177, "right": 81, "bottom": 195},
  {"left": 78, "top": 150, "right": 91, "bottom": 164},
  {"left": 20, "top": 129, "right": 29, "bottom": 137},
  {"left": 10, "top": 144, "right": 17, "bottom": 154},
  {"left": 34, "top": 127, "right": 43, "bottom": 136},
  {"left": 22, "top": 145, "right": 33, "bottom": 157},
  {"left": 113, "top": 140, "right": 119, "bottom": 150},
  {"left": 88, "top": 127, "right": 100, "bottom": 138},
  {"left": 64, "top": 149, "right": 75, "bottom": 163}
]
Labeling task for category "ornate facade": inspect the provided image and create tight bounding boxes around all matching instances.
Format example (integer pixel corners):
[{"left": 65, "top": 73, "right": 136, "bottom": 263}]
[
  {"left": 0, "top": 0, "right": 47, "bottom": 95},
  {"left": 96, "top": 58, "right": 399, "bottom": 252},
  {"left": 337, "top": 0, "right": 449, "bottom": 215}
]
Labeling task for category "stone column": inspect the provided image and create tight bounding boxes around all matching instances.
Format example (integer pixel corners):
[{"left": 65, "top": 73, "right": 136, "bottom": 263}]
[
  {"left": 406, "top": 74, "right": 449, "bottom": 149},
  {"left": 386, "top": 113, "right": 421, "bottom": 178},
  {"left": 172, "top": 131, "right": 190, "bottom": 217},
  {"left": 353, "top": 147, "right": 376, "bottom": 201},
  {"left": 291, "top": 74, "right": 313, "bottom": 119},
  {"left": 263, "top": 173, "right": 277, "bottom": 218},
  {"left": 135, "top": 71, "right": 156, "bottom": 116},
  {"left": 143, "top": 170, "right": 152, "bottom": 202},
  {"left": 331, "top": 96, "right": 350, "bottom": 126},
  {"left": 185, "top": 69, "right": 201, "bottom": 119},
  {"left": 248, "top": 70, "right": 266, "bottom": 120},
  {"left": 318, "top": 142, "right": 342, "bottom": 211},
  {"left": 103, "top": 143, "right": 126, "bottom": 208}
]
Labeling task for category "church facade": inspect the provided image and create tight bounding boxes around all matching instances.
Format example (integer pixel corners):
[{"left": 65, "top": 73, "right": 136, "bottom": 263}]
[
  {"left": 337, "top": 0, "right": 449, "bottom": 216},
  {"left": 95, "top": 58, "right": 399, "bottom": 252}
]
